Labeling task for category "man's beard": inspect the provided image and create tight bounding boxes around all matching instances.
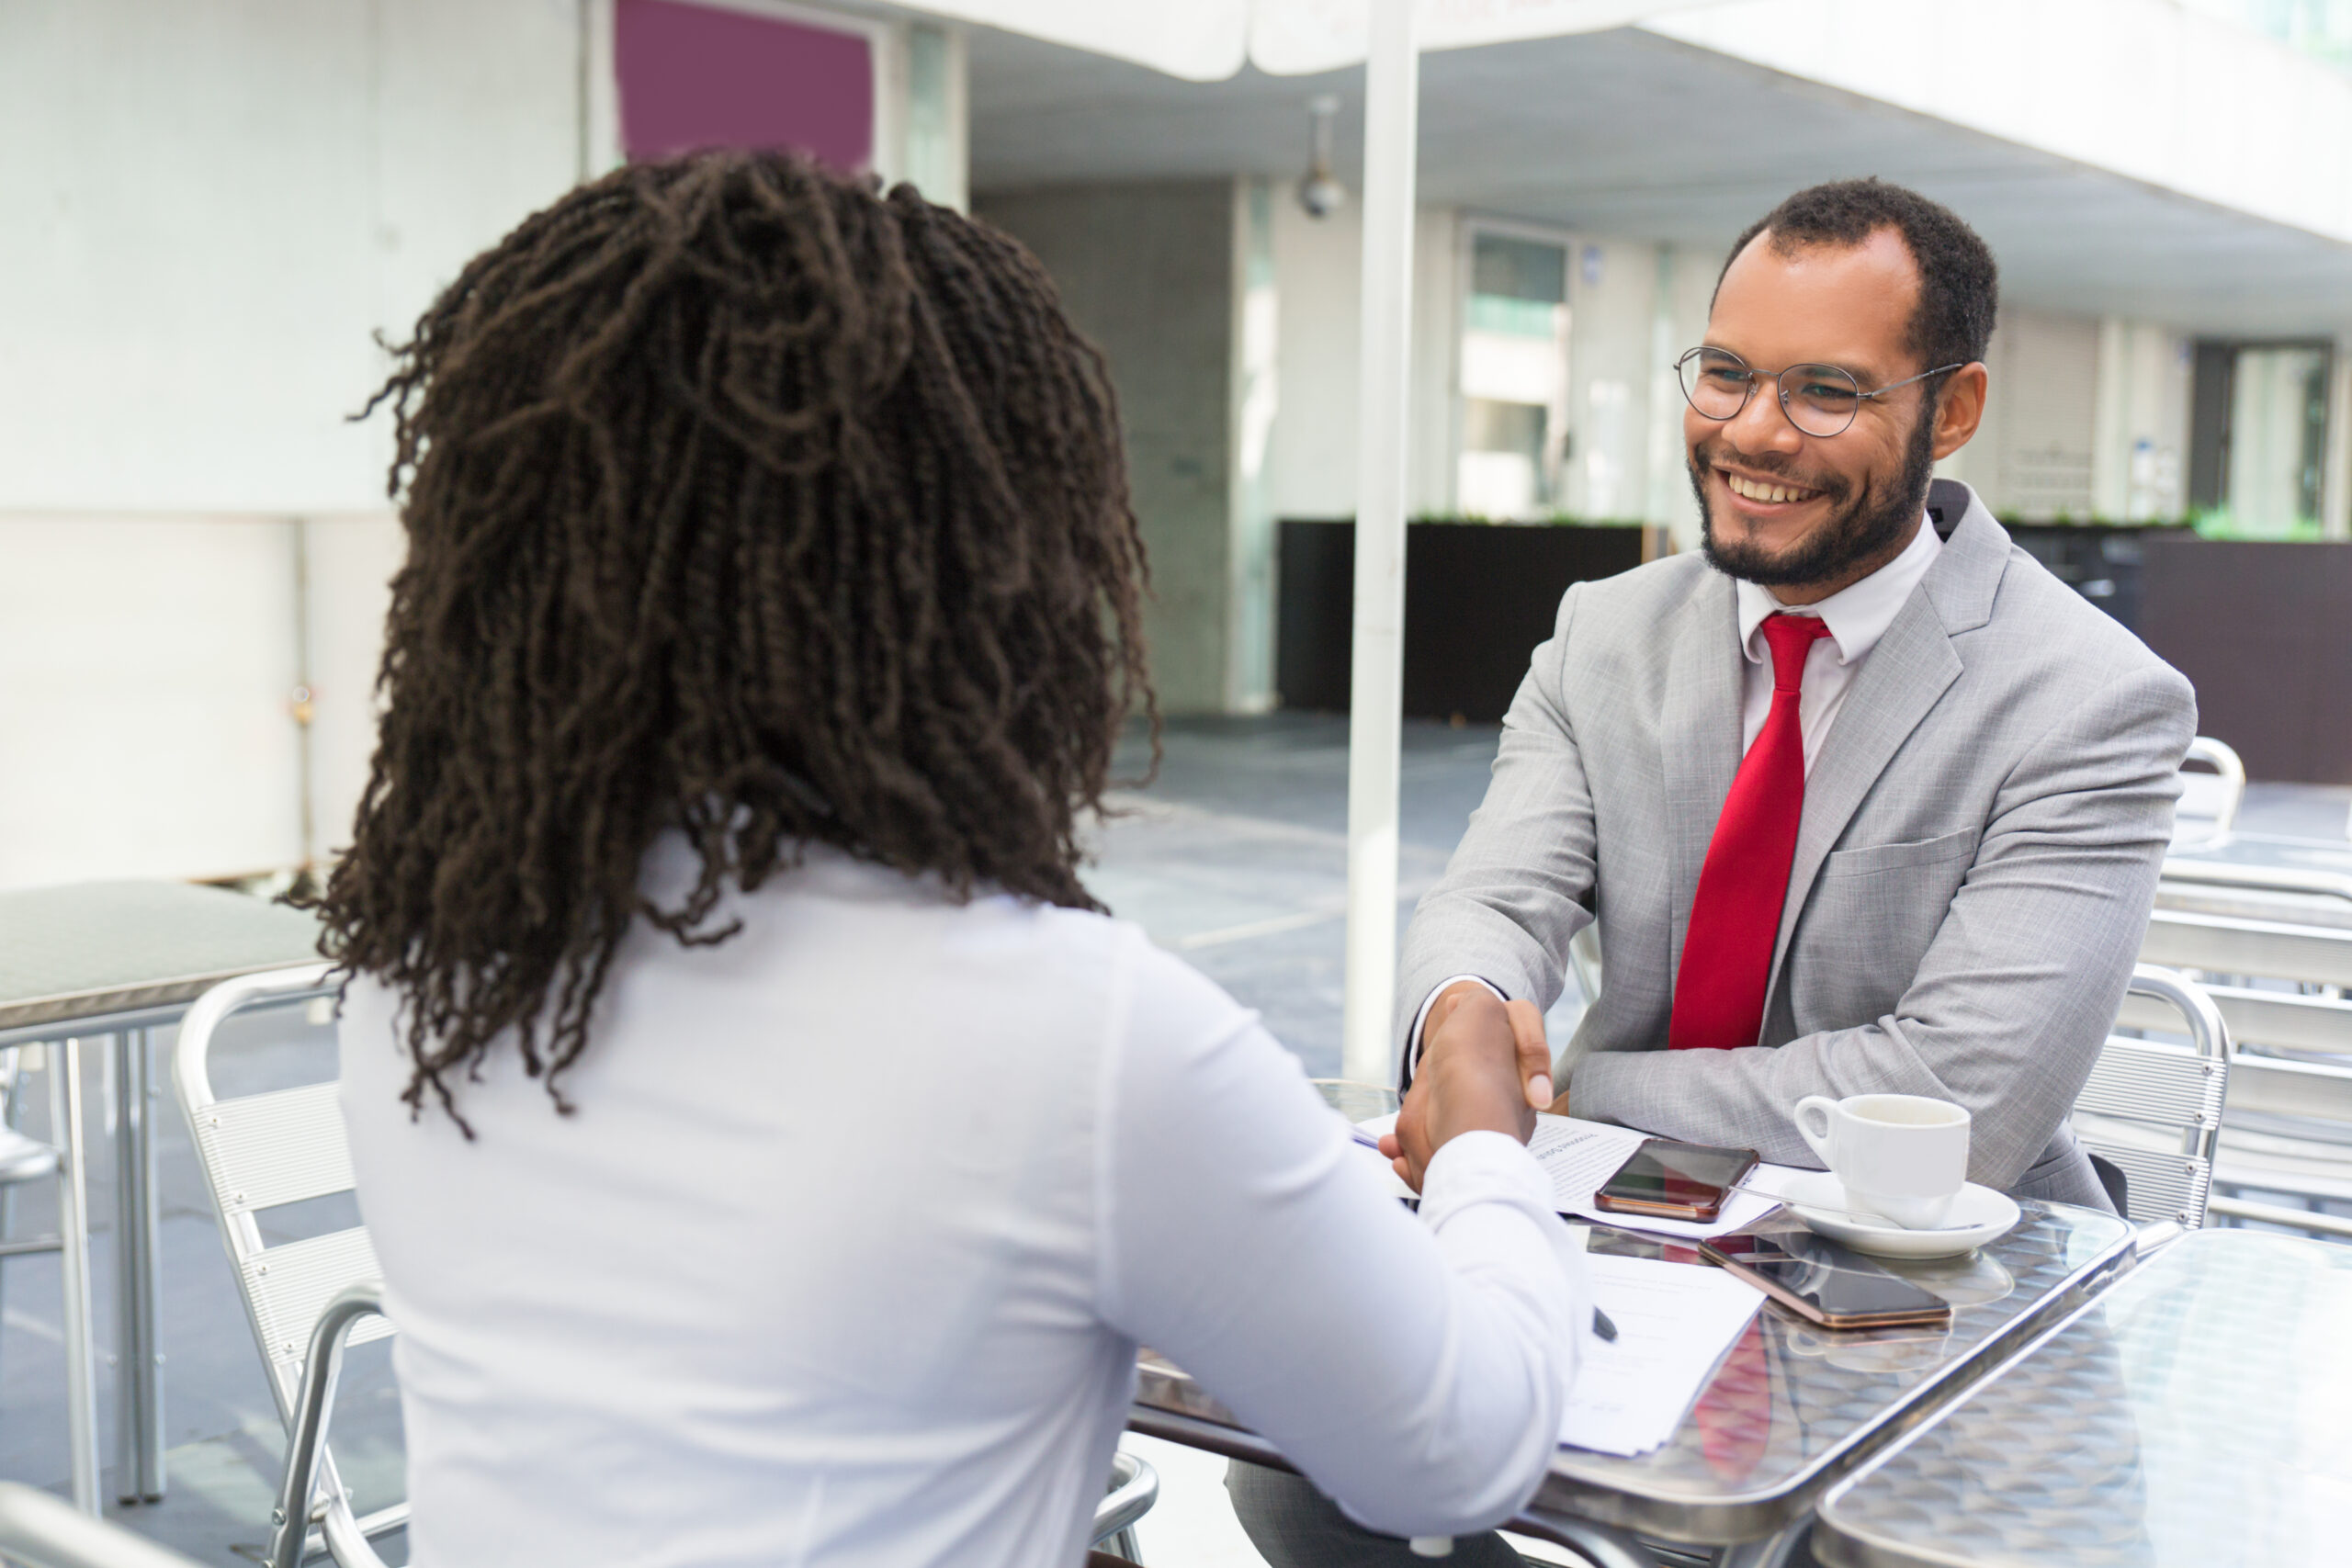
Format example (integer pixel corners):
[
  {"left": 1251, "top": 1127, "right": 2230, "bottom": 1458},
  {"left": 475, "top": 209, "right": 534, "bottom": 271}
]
[{"left": 1690, "top": 407, "right": 1937, "bottom": 590}]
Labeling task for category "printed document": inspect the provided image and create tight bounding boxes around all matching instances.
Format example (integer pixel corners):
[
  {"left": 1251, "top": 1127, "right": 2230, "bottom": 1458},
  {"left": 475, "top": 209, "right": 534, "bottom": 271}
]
[{"left": 1560, "top": 1253, "right": 1763, "bottom": 1456}]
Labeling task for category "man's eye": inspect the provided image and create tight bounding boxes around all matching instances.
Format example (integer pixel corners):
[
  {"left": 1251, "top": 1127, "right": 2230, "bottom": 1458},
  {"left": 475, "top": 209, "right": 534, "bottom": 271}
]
[
  {"left": 1798, "top": 382, "right": 1858, "bottom": 404},
  {"left": 1702, "top": 368, "right": 1753, "bottom": 388}
]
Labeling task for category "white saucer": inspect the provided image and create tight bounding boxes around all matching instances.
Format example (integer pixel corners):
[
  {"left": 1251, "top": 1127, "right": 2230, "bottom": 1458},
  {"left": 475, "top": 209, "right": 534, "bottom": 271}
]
[{"left": 1779, "top": 1171, "right": 2021, "bottom": 1258}]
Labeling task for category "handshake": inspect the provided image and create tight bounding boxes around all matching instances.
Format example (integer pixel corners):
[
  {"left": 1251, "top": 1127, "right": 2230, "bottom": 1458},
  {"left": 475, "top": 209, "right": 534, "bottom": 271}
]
[{"left": 1377, "top": 982, "right": 1557, "bottom": 1191}]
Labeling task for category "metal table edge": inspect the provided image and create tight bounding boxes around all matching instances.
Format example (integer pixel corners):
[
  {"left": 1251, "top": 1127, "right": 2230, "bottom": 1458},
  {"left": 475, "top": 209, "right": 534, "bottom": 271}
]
[
  {"left": 1123, "top": 1212, "right": 2139, "bottom": 1548},
  {"left": 0, "top": 973, "right": 335, "bottom": 1051},
  {"left": 1504, "top": 1213, "right": 2141, "bottom": 1545}
]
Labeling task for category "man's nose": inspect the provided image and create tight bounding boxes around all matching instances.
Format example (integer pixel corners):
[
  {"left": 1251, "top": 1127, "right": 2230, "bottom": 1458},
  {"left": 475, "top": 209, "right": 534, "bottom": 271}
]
[{"left": 1725, "top": 376, "right": 1805, "bottom": 455}]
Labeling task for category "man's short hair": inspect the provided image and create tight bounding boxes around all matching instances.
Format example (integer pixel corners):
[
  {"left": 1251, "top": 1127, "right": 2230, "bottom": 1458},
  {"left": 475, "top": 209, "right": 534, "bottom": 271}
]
[{"left": 1718, "top": 178, "right": 1999, "bottom": 374}]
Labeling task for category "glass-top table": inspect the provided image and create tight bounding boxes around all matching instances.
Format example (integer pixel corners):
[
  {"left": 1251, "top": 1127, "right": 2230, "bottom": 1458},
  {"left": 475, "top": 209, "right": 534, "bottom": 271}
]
[
  {"left": 1129, "top": 1084, "right": 2141, "bottom": 1561},
  {"left": 1814, "top": 1227, "right": 2352, "bottom": 1568}
]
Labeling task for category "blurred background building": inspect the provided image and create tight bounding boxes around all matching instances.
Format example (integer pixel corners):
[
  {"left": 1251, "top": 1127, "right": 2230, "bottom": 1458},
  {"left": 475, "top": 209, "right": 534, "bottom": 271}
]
[{"left": 7, "top": 0, "right": 2352, "bottom": 891}]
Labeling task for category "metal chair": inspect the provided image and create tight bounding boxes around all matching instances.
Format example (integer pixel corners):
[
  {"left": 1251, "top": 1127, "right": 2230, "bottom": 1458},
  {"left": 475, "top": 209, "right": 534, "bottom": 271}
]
[
  {"left": 2171, "top": 736, "right": 2245, "bottom": 849},
  {"left": 2071, "top": 965, "right": 2231, "bottom": 1228},
  {"left": 172, "top": 964, "right": 399, "bottom": 1568},
  {"left": 0, "top": 1482, "right": 203, "bottom": 1568},
  {"left": 2134, "top": 906, "right": 2352, "bottom": 1238},
  {"left": 1093, "top": 1451, "right": 1157, "bottom": 1561}
]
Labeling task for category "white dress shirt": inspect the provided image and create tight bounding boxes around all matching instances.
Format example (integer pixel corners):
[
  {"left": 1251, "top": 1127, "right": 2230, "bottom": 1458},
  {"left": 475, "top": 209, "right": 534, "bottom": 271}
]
[
  {"left": 1733, "top": 515, "right": 1941, "bottom": 768},
  {"left": 340, "top": 838, "right": 1585, "bottom": 1567},
  {"left": 1407, "top": 516, "right": 1941, "bottom": 1074}
]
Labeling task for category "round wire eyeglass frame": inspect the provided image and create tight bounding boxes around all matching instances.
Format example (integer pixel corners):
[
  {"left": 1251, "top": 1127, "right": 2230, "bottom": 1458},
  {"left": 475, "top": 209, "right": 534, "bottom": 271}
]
[{"left": 1674, "top": 346, "right": 1964, "bottom": 438}]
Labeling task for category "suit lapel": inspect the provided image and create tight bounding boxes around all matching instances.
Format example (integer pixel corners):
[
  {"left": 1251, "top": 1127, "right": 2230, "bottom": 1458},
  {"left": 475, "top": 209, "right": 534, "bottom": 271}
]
[
  {"left": 1659, "top": 575, "right": 1745, "bottom": 985},
  {"left": 1758, "top": 488, "right": 2011, "bottom": 1025}
]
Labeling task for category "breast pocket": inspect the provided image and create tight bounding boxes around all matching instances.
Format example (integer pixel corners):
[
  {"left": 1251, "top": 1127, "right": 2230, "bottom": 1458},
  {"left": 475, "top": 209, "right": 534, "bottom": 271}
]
[
  {"left": 1792, "top": 828, "right": 1981, "bottom": 1028},
  {"left": 1819, "top": 826, "right": 1981, "bottom": 879}
]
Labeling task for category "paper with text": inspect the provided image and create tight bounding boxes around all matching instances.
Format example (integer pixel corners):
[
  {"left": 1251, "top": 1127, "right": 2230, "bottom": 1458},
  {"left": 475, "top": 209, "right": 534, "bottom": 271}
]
[{"left": 1560, "top": 1253, "right": 1764, "bottom": 1457}]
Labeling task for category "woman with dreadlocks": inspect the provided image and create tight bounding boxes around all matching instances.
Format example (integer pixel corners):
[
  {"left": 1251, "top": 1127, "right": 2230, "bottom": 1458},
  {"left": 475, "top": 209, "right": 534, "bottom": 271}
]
[{"left": 322, "top": 151, "right": 1582, "bottom": 1567}]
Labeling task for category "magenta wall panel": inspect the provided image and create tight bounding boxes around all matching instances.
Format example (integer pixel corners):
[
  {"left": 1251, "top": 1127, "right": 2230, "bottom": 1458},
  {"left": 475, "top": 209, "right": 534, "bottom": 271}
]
[{"left": 616, "top": 0, "right": 874, "bottom": 170}]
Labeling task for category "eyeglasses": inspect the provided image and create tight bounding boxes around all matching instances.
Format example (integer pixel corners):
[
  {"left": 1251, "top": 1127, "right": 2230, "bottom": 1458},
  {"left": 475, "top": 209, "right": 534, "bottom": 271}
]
[{"left": 1674, "top": 347, "right": 1963, "bottom": 438}]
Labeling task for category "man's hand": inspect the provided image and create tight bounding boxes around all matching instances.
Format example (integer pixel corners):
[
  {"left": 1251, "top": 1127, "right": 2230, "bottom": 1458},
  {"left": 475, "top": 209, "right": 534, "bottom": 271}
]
[
  {"left": 1423, "top": 981, "right": 1554, "bottom": 1112},
  {"left": 1379, "top": 987, "right": 1549, "bottom": 1191}
]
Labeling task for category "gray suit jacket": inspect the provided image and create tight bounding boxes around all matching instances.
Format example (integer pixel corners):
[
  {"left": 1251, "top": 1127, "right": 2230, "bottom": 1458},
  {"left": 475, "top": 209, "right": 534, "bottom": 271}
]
[{"left": 1397, "top": 480, "right": 2196, "bottom": 1209}]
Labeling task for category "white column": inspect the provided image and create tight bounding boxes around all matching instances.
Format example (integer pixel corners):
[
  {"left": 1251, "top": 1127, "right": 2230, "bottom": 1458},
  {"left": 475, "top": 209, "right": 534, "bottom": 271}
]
[{"left": 1340, "top": 0, "right": 1419, "bottom": 1085}]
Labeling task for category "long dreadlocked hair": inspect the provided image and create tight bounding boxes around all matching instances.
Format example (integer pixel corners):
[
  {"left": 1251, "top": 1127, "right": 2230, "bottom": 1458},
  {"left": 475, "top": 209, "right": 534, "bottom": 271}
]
[{"left": 308, "top": 151, "right": 1156, "bottom": 1128}]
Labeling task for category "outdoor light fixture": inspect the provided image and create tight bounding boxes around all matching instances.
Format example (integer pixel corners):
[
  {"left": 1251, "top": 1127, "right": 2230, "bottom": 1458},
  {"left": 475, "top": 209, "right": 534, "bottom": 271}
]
[{"left": 1297, "top": 93, "right": 1345, "bottom": 219}]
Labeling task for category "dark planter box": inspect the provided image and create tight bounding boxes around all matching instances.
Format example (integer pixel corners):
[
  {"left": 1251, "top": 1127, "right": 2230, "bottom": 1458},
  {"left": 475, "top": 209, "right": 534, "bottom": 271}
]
[
  {"left": 2139, "top": 536, "right": 2352, "bottom": 785},
  {"left": 1277, "top": 519, "right": 1661, "bottom": 722},
  {"left": 2004, "top": 522, "right": 2193, "bottom": 633}
]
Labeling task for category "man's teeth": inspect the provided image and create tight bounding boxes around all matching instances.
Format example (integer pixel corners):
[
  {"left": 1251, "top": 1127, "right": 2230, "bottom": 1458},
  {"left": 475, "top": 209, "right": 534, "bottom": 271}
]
[{"left": 1725, "top": 472, "right": 1817, "bottom": 504}]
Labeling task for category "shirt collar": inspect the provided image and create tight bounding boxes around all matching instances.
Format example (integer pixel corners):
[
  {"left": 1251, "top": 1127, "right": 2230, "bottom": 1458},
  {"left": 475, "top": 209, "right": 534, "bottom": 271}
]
[{"left": 1735, "top": 514, "right": 1942, "bottom": 669}]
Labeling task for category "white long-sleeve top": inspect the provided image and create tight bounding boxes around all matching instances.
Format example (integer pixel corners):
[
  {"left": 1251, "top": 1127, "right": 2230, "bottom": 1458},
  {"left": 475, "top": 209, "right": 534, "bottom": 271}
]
[{"left": 338, "top": 838, "right": 1585, "bottom": 1568}]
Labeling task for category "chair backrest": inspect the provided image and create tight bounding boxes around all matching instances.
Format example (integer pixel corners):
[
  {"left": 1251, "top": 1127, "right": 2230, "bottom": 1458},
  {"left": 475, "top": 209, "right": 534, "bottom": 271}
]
[
  {"left": 2072, "top": 965, "right": 2231, "bottom": 1228},
  {"left": 2132, "top": 902, "right": 2352, "bottom": 1148},
  {"left": 172, "top": 963, "right": 390, "bottom": 1422},
  {"left": 2172, "top": 735, "right": 2245, "bottom": 849}
]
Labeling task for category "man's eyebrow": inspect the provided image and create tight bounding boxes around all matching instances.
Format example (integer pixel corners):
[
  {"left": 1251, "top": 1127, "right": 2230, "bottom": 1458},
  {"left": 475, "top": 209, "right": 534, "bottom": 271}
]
[{"left": 1701, "top": 344, "right": 1887, "bottom": 382}]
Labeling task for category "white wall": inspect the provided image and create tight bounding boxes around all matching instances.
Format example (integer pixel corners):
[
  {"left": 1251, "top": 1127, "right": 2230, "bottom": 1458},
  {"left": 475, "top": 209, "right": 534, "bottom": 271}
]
[
  {"left": 1266, "top": 198, "right": 1461, "bottom": 520},
  {"left": 302, "top": 514, "right": 409, "bottom": 860},
  {"left": 1939, "top": 308, "right": 2100, "bottom": 519},
  {"left": 0, "top": 0, "right": 583, "bottom": 515},
  {"left": 0, "top": 0, "right": 582, "bottom": 889},
  {"left": 0, "top": 518, "right": 305, "bottom": 887},
  {"left": 0, "top": 0, "right": 956, "bottom": 886}
]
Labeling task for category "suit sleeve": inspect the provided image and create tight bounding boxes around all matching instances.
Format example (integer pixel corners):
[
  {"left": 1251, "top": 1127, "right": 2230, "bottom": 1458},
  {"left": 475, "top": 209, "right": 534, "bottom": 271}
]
[
  {"left": 1569, "top": 660, "right": 2196, "bottom": 1190},
  {"left": 1394, "top": 585, "right": 1600, "bottom": 1089}
]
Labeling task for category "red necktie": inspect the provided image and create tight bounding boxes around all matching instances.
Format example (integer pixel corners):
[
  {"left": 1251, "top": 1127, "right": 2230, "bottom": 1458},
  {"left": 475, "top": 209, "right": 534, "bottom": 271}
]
[{"left": 1669, "top": 613, "right": 1833, "bottom": 1052}]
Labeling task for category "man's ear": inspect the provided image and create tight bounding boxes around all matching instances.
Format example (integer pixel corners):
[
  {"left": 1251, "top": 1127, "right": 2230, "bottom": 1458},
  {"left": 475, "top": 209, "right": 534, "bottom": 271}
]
[{"left": 1929, "top": 362, "right": 1989, "bottom": 462}]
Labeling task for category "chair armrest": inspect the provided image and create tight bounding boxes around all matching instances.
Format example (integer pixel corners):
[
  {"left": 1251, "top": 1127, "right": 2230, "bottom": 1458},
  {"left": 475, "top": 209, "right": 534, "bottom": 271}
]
[
  {"left": 1090, "top": 1452, "right": 1158, "bottom": 1547},
  {"left": 267, "top": 1282, "right": 388, "bottom": 1568}
]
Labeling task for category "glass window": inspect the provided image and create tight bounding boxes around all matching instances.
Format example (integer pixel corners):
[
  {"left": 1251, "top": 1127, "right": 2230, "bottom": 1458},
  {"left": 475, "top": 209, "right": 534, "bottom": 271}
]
[
  {"left": 1459, "top": 232, "right": 1570, "bottom": 519},
  {"left": 2223, "top": 344, "right": 2330, "bottom": 536}
]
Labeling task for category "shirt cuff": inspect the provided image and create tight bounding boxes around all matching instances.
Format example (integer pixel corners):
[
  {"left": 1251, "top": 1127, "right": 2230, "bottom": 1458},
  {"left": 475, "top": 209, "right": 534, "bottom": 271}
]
[
  {"left": 1416, "top": 1129, "right": 1555, "bottom": 1229},
  {"left": 1401, "top": 975, "right": 1508, "bottom": 1093}
]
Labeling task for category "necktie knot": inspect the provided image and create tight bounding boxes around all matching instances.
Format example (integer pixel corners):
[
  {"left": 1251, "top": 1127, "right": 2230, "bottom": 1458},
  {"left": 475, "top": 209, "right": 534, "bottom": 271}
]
[{"left": 1760, "top": 613, "right": 1832, "bottom": 694}]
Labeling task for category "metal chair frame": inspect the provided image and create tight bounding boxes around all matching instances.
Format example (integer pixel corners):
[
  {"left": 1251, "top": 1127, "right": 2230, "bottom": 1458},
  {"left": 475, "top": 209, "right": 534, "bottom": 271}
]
[
  {"left": 2134, "top": 901, "right": 2352, "bottom": 1238},
  {"left": 172, "top": 964, "right": 399, "bottom": 1568},
  {"left": 0, "top": 1044, "right": 102, "bottom": 1514},
  {"left": 2170, "top": 736, "right": 2246, "bottom": 850},
  {"left": 2073, "top": 966, "right": 2231, "bottom": 1228}
]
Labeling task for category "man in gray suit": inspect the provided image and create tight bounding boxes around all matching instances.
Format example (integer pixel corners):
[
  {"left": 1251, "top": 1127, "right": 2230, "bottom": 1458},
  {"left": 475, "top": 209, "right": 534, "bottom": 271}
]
[{"left": 1233, "top": 179, "right": 2195, "bottom": 1564}]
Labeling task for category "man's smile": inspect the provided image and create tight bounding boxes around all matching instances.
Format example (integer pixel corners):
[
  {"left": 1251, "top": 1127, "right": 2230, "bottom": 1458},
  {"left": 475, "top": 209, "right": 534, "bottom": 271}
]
[{"left": 1713, "top": 464, "right": 1827, "bottom": 513}]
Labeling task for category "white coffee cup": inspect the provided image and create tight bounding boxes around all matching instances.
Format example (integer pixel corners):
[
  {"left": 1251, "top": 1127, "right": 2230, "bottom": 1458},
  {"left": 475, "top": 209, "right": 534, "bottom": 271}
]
[{"left": 1792, "top": 1093, "right": 1970, "bottom": 1229}]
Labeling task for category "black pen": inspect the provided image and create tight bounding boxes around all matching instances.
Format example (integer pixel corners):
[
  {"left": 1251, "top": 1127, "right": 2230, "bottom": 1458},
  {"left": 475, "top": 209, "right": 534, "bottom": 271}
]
[{"left": 1591, "top": 1306, "right": 1618, "bottom": 1342}]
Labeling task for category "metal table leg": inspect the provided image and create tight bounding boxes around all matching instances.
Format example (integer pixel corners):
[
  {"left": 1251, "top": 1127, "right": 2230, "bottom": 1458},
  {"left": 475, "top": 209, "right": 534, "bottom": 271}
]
[
  {"left": 112, "top": 1028, "right": 164, "bottom": 1504},
  {"left": 49, "top": 1041, "right": 100, "bottom": 1515}
]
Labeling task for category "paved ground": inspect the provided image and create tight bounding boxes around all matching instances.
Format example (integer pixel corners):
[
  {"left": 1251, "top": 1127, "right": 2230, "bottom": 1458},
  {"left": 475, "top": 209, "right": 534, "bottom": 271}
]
[{"left": 0, "top": 713, "right": 2341, "bottom": 1562}]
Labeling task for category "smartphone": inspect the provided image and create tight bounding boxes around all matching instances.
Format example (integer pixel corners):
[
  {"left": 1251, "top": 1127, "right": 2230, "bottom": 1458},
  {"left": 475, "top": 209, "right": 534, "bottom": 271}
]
[
  {"left": 1699, "top": 1232, "right": 1952, "bottom": 1330},
  {"left": 1591, "top": 1138, "right": 1760, "bottom": 1223}
]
